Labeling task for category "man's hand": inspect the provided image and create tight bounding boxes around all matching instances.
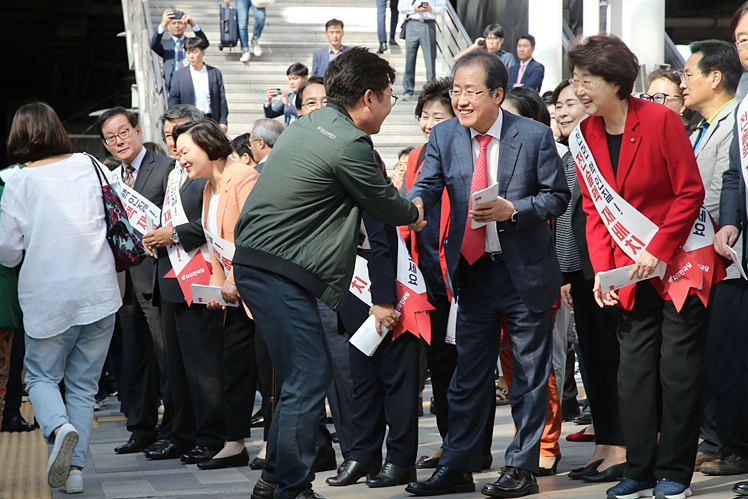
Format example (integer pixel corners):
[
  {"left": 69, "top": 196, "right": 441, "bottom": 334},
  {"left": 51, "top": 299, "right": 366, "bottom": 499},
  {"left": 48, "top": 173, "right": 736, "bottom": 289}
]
[
  {"left": 473, "top": 37, "right": 485, "bottom": 48},
  {"left": 470, "top": 196, "right": 515, "bottom": 223},
  {"left": 280, "top": 89, "right": 290, "bottom": 107},
  {"left": 221, "top": 280, "right": 239, "bottom": 304},
  {"left": 182, "top": 13, "right": 195, "bottom": 28},
  {"left": 369, "top": 303, "right": 398, "bottom": 335},
  {"left": 593, "top": 273, "right": 620, "bottom": 308},
  {"left": 513, "top": 83, "right": 524, "bottom": 88},
  {"left": 714, "top": 224, "right": 739, "bottom": 258},
  {"left": 266, "top": 87, "right": 278, "bottom": 104},
  {"left": 415, "top": 3, "right": 433, "bottom": 12},
  {"left": 161, "top": 10, "right": 175, "bottom": 28},
  {"left": 408, "top": 197, "right": 427, "bottom": 232},
  {"left": 206, "top": 300, "right": 225, "bottom": 310},
  {"left": 142, "top": 227, "right": 174, "bottom": 250},
  {"left": 219, "top": 124, "right": 228, "bottom": 134},
  {"left": 560, "top": 283, "right": 573, "bottom": 311},
  {"left": 627, "top": 249, "right": 660, "bottom": 280}
]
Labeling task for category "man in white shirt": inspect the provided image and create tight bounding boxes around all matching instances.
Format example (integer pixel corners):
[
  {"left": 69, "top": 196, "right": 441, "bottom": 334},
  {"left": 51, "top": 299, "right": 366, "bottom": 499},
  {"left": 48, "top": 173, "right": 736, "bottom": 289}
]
[
  {"left": 168, "top": 38, "right": 229, "bottom": 133},
  {"left": 398, "top": 0, "right": 447, "bottom": 100},
  {"left": 150, "top": 10, "right": 209, "bottom": 92}
]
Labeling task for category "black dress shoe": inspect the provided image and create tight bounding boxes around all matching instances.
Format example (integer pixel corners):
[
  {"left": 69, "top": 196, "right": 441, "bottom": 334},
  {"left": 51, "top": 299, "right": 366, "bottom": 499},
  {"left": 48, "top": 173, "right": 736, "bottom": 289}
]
[
  {"left": 377, "top": 42, "right": 387, "bottom": 54},
  {"left": 416, "top": 455, "right": 440, "bottom": 469},
  {"left": 313, "top": 454, "right": 337, "bottom": 472},
  {"left": 482, "top": 454, "right": 493, "bottom": 470},
  {"left": 144, "top": 438, "right": 170, "bottom": 453},
  {"left": 249, "top": 456, "right": 266, "bottom": 470},
  {"left": 115, "top": 437, "right": 156, "bottom": 454},
  {"left": 481, "top": 466, "right": 538, "bottom": 498},
  {"left": 1, "top": 414, "right": 36, "bottom": 432},
  {"left": 250, "top": 412, "right": 264, "bottom": 428},
  {"left": 295, "top": 489, "right": 327, "bottom": 499},
  {"left": 733, "top": 481, "right": 748, "bottom": 496},
  {"left": 573, "top": 407, "right": 592, "bottom": 425},
  {"left": 405, "top": 465, "right": 475, "bottom": 496},
  {"left": 198, "top": 447, "right": 250, "bottom": 470},
  {"left": 581, "top": 462, "right": 624, "bottom": 483},
  {"left": 366, "top": 462, "right": 416, "bottom": 487},
  {"left": 568, "top": 459, "right": 602, "bottom": 480},
  {"left": 251, "top": 477, "right": 277, "bottom": 499},
  {"left": 181, "top": 445, "right": 217, "bottom": 464},
  {"left": 146, "top": 443, "right": 192, "bottom": 460},
  {"left": 326, "top": 459, "right": 380, "bottom": 486},
  {"left": 389, "top": 37, "right": 399, "bottom": 46}
]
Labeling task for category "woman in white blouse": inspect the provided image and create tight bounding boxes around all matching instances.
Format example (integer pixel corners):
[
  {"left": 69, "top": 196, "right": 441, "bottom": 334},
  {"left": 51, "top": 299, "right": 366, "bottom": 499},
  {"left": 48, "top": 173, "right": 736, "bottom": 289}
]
[{"left": 0, "top": 103, "right": 121, "bottom": 494}]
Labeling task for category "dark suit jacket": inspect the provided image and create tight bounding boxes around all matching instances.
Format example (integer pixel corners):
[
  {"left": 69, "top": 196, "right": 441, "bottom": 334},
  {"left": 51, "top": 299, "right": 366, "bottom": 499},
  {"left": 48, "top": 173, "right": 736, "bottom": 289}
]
[
  {"left": 150, "top": 29, "right": 210, "bottom": 91},
  {"left": 126, "top": 150, "right": 175, "bottom": 296},
  {"left": 339, "top": 213, "right": 398, "bottom": 334},
  {"left": 168, "top": 65, "right": 228, "bottom": 125},
  {"left": 155, "top": 176, "right": 209, "bottom": 303},
  {"left": 408, "top": 111, "right": 569, "bottom": 313},
  {"left": 508, "top": 58, "right": 545, "bottom": 92},
  {"left": 312, "top": 45, "right": 350, "bottom": 77},
  {"left": 720, "top": 107, "right": 748, "bottom": 271}
]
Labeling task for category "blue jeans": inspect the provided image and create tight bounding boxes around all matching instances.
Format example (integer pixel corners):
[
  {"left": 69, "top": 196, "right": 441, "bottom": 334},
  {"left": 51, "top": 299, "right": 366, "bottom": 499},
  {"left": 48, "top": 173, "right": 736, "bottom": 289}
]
[
  {"left": 376, "top": 0, "right": 400, "bottom": 43},
  {"left": 234, "top": 265, "right": 332, "bottom": 499},
  {"left": 25, "top": 315, "right": 116, "bottom": 468},
  {"left": 403, "top": 19, "right": 436, "bottom": 95},
  {"left": 236, "top": 0, "right": 266, "bottom": 49}
]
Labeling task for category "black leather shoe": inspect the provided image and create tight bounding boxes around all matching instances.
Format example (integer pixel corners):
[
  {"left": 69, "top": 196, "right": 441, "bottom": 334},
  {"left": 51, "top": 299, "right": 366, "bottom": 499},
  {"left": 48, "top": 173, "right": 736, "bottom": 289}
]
[
  {"left": 481, "top": 466, "right": 538, "bottom": 498},
  {"left": 366, "top": 462, "right": 416, "bottom": 487},
  {"left": 482, "top": 454, "right": 493, "bottom": 470},
  {"left": 573, "top": 407, "right": 592, "bottom": 425},
  {"left": 537, "top": 455, "right": 561, "bottom": 476},
  {"left": 144, "top": 438, "right": 170, "bottom": 453},
  {"left": 115, "top": 437, "right": 156, "bottom": 454},
  {"left": 377, "top": 42, "right": 387, "bottom": 54},
  {"left": 250, "top": 412, "right": 264, "bottom": 428},
  {"left": 295, "top": 489, "right": 327, "bottom": 499},
  {"left": 326, "top": 459, "right": 380, "bottom": 486},
  {"left": 250, "top": 477, "right": 277, "bottom": 499},
  {"left": 313, "top": 454, "right": 337, "bottom": 472},
  {"left": 733, "top": 481, "right": 748, "bottom": 496},
  {"left": 416, "top": 455, "right": 440, "bottom": 469},
  {"left": 568, "top": 459, "right": 602, "bottom": 480},
  {"left": 146, "top": 443, "right": 192, "bottom": 460},
  {"left": 249, "top": 456, "right": 266, "bottom": 470},
  {"left": 389, "top": 37, "right": 399, "bottom": 46},
  {"left": 181, "top": 445, "right": 217, "bottom": 464},
  {"left": 581, "top": 462, "right": 624, "bottom": 483},
  {"left": 198, "top": 447, "right": 249, "bottom": 469},
  {"left": 405, "top": 465, "right": 475, "bottom": 496},
  {"left": 1, "top": 414, "right": 36, "bottom": 432}
]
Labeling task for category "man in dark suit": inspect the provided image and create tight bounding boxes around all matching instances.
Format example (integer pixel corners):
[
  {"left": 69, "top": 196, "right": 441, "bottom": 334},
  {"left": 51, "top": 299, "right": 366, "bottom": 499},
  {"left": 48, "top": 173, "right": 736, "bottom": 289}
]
[
  {"left": 405, "top": 50, "right": 569, "bottom": 497},
  {"left": 168, "top": 37, "right": 228, "bottom": 133},
  {"left": 98, "top": 107, "right": 176, "bottom": 455},
  {"left": 508, "top": 35, "right": 545, "bottom": 93},
  {"left": 151, "top": 9, "right": 209, "bottom": 92},
  {"left": 312, "top": 19, "right": 349, "bottom": 77}
]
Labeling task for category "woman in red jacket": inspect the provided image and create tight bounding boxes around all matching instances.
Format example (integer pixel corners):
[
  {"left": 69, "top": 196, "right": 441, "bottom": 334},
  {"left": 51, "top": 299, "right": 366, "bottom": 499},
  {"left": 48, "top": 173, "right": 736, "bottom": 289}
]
[{"left": 567, "top": 34, "right": 712, "bottom": 499}]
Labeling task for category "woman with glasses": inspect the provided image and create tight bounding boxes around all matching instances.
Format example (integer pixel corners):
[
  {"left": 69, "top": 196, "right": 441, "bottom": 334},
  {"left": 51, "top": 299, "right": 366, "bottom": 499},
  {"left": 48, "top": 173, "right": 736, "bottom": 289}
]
[
  {"left": 567, "top": 34, "right": 716, "bottom": 499},
  {"left": 640, "top": 69, "right": 696, "bottom": 131}
]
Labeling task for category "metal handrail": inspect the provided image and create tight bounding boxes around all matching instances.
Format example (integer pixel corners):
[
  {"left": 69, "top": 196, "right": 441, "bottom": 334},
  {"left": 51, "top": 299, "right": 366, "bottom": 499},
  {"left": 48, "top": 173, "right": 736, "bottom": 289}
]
[{"left": 436, "top": 2, "right": 472, "bottom": 74}]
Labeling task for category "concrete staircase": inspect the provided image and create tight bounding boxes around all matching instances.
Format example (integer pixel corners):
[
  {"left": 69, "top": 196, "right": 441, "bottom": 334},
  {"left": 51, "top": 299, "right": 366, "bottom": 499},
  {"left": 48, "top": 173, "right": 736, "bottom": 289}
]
[{"left": 148, "top": 0, "right": 442, "bottom": 167}]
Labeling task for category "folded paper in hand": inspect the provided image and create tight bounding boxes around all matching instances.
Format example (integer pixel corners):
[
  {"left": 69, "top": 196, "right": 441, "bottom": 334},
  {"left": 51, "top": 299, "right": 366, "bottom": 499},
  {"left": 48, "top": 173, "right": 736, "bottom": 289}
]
[
  {"left": 471, "top": 182, "right": 499, "bottom": 229},
  {"left": 598, "top": 262, "right": 667, "bottom": 293},
  {"left": 349, "top": 311, "right": 401, "bottom": 356},
  {"left": 727, "top": 245, "right": 748, "bottom": 280},
  {"left": 191, "top": 284, "right": 240, "bottom": 307}
]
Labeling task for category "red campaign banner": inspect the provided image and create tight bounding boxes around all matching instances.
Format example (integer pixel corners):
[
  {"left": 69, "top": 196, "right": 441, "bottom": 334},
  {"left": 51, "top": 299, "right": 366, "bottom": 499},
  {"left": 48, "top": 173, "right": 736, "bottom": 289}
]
[
  {"left": 164, "top": 252, "right": 212, "bottom": 305},
  {"left": 392, "top": 282, "right": 434, "bottom": 344}
]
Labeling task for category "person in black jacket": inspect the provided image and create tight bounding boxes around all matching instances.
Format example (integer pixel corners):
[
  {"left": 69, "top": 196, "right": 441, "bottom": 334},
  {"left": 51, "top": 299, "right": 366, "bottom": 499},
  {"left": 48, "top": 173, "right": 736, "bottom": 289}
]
[{"left": 151, "top": 9, "right": 210, "bottom": 92}]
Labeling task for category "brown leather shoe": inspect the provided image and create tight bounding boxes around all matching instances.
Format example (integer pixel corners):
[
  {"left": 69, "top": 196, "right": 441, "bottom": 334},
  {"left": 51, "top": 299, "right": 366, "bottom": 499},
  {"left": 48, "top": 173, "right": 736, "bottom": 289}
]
[
  {"left": 700, "top": 451, "right": 748, "bottom": 475},
  {"left": 250, "top": 477, "right": 278, "bottom": 499},
  {"left": 695, "top": 451, "right": 713, "bottom": 471}
]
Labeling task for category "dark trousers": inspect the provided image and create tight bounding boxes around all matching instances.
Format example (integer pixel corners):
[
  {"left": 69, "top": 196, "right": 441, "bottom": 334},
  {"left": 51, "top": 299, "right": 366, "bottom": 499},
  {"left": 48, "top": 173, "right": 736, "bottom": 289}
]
[
  {"left": 119, "top": 289, "right": 171, "bottom": 441},
  {"left": 440, "top": 257, "right": 552, "bottom": 474},
  {"left": 255, "top": 327, "right": 276, "bottom": 442},
  {"left": 235, "top": 265, "right": 332, "bottom": 499},
  {"left": 376, "top": 0, "right": 399, "bottom": 43},
  {"left": 2, "top": 327, "right": 24, "bottom": 420},
  {"left": 426, "top": 295, "right": 495, "bottom": 456},
  {"left": 618, "top": 280, "right": 706, "bottom": 486},
  {"left": 160, "top": 300, "right": 225, "bottom": 450},
  {"left": 348, "top": 331, "right": 420, "bottom": 467},
  {"left": 566, "top": 270, "right": 623, "bottom": 445},
  {"left": 223, "top": 306, "right": 258, "bottom": 441},
  {"left": 700, "top": 279, "right": 748, "bottom": 458}
]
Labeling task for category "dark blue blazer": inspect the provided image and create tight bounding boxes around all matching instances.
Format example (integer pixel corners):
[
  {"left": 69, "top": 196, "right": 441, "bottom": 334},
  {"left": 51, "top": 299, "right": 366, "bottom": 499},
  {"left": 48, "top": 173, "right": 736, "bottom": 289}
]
[
  {"left": 508, "top": 58, "right": 545, "bottom": 92},
  {"left": 407, "top": 111, "right": 569, "bottom": 313},
  {"left": 168, "top": 64, "right": 229, "bottom": 125},
  {"left": 720, "top": 112, "right": 748, "bottom": 272},
  {"left": 338, "top": 213, "right": 398, "bottom": 334},
  {"left": 150, "top": 29, "right": 210, "bottom": 91},
  {"left": 312, "top": 45, "right": 350, "bottom": 77}
]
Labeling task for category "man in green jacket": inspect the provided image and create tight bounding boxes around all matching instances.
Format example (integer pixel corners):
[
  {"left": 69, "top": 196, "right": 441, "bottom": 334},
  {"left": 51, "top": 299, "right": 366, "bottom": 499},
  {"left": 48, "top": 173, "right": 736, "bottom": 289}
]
[{"left": 233, "top": 47, "right": 424, "bottom": 499}]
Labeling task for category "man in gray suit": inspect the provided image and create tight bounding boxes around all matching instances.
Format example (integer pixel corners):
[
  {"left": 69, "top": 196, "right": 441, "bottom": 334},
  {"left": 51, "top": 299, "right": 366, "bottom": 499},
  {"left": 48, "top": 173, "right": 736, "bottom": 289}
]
[
  {"left": 311, "top": 19, "right": 349, "bottom": 77},
  {"left": 405, "top": 50, "right": 569, "bottom": 498}
]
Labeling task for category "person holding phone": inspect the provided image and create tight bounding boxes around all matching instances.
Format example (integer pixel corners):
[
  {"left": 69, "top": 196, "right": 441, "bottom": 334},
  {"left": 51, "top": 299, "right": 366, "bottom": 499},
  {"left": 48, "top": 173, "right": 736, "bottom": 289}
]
[
  {"left": 264, "top": 63, "right": 308, "bottom": 128},
  {"left": 150, "top": 9, "right": 209, "bottom": 92},
  {"left": 453, "top": 24, "right": 516, "bottom": 69},
  {"left": 398, "top": 0, "right": 448, "bottom": 100}
]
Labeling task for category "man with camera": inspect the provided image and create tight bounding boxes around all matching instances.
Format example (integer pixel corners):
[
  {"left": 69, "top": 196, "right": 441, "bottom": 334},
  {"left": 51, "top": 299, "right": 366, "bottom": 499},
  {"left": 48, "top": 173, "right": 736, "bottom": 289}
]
[{"left": 151, "top": 9, "right": 210, "bottom": 92}]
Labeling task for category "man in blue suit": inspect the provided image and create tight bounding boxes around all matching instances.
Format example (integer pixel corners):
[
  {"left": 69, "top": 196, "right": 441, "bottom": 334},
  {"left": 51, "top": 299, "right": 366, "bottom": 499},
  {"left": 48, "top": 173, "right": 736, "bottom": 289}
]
[
  {"left": 507, "top": 35, "right": 545, "bottom": 92},
  {"left": 150, "top": 9, "right": 209, "bottom": 93},
  {"left": 405, "top": 50, "right": 568, "bottom": 498},
  {"left": 312, "top": 19, "right": 349, "bottom": 77}
]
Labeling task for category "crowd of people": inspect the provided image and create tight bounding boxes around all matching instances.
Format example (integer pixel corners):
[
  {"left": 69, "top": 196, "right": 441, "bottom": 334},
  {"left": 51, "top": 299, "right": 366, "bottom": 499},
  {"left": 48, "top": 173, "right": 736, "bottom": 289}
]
[{"left": 2, "top": 2, "right": 748, "bottom": 499}]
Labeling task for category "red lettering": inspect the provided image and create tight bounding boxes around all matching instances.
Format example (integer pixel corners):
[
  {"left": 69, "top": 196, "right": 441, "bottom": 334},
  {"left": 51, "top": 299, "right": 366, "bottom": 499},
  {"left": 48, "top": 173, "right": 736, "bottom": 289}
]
[
  {"left": 624, "top": 235, "right": 645, "bottom": 255},
  {"left": 601, "top": 206, "right": 616, "bottom": 225},
  {"left": 351, "top": 276, "right": 368, "bottom": 293},
  {"left": 611, "top": 222, "right": 630, "bottom": 241},
  {"left": 136, "top": 215, "right": 147, "bottom": 230}
]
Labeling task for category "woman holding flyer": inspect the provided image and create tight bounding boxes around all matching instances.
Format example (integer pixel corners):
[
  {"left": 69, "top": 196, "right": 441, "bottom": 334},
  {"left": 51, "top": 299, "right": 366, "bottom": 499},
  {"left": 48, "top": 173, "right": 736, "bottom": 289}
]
[
  {"left": 567, "top": 34, "right": 722, "bottom": 499},
  {"left": 173, "top": 119, "right": 259, "bottom": 470}
]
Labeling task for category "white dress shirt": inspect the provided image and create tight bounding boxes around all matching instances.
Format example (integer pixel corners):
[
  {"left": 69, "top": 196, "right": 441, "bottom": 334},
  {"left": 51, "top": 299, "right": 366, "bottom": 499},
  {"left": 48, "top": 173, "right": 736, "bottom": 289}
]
[
  {"left": 469, "top": 112, "right": 503, "bottom": 253},
  {"left": 398, "top": 0, "right": 447, "bottom": 20},
  {"left": 190, "top": 64, "right": 212, "bottom": 115},
  {"left": 122, "top": 146, "right": 147, "bottom": 184}
]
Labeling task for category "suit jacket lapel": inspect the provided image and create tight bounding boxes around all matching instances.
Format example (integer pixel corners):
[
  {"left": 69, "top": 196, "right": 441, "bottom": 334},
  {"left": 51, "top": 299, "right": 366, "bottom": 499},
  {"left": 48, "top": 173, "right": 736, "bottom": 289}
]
[
  {"left": 454, "top": 125, "right": 474, "bottom": 203},
  {"left": 695, "top": 100, "right": 737, "bottom": 159},
  {"left": 216, "top": 162, "right": 233, "bottom": 238},
  {"left": 614, "top": 100, "right": 642, "bottom": 189},
  {"left": 498, "top": 111, "right": 520, "bottom": 198},
  {"left": 134, "top": 150, "right": 155, "bottom": 192}
]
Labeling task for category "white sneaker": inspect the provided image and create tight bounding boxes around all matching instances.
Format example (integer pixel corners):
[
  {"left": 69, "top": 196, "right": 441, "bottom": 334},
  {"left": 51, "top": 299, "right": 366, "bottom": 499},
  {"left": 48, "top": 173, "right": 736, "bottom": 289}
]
[
  {"left": 61, "top": 469, "right": 83, "bottom": 494},
  {"left": 252, "top": 39, "right": 262, "bottom": 57},
  {"left": 240, "top": 51, "right": 251, "bottom": 63},
  {"left": 47, "top": 423, "right": 79, "bottom": 488}
]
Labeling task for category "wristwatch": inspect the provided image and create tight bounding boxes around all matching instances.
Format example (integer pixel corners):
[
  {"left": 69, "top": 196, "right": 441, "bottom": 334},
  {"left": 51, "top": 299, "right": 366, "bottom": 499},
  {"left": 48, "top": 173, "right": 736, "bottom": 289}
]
[
  {"left": 510, "top": 208, "right": 519, "bottom": 223},
  {"left": 171, "top": 228, "right": 180, "bottom": 244}
]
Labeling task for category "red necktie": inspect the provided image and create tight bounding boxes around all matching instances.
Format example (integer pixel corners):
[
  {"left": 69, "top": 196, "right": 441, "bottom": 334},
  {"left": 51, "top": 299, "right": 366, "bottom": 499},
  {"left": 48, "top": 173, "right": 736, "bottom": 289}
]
[
  {"left": 461, "top": 134, "right": 492, "bottom": 265},
  {"left": 517, "top": 63, "right": 526, "bottom": 84}
]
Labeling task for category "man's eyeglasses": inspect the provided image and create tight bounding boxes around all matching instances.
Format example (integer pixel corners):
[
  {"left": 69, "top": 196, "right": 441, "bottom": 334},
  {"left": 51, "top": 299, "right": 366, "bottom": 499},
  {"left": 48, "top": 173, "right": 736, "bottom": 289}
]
[
  {"left": 568, "top": 78, "right": 603, "bottom": 90},
  {"left": 674, "top": 70, "right": 706, "bottom": 84},
  {"left": 104, "top": 127, "right": 133, "bottom": 145},
  {"left": 449, "top": 88, "right": 494, "bottom": 99},
  {"left": 737, "top": 39, "right": 748, "bottom": 52},
  {"left": 639, "top": 93, "right": 682, "bottom": 105},
  {"left": 381, "top": 90, "right": 399, "bottom": 107}
]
